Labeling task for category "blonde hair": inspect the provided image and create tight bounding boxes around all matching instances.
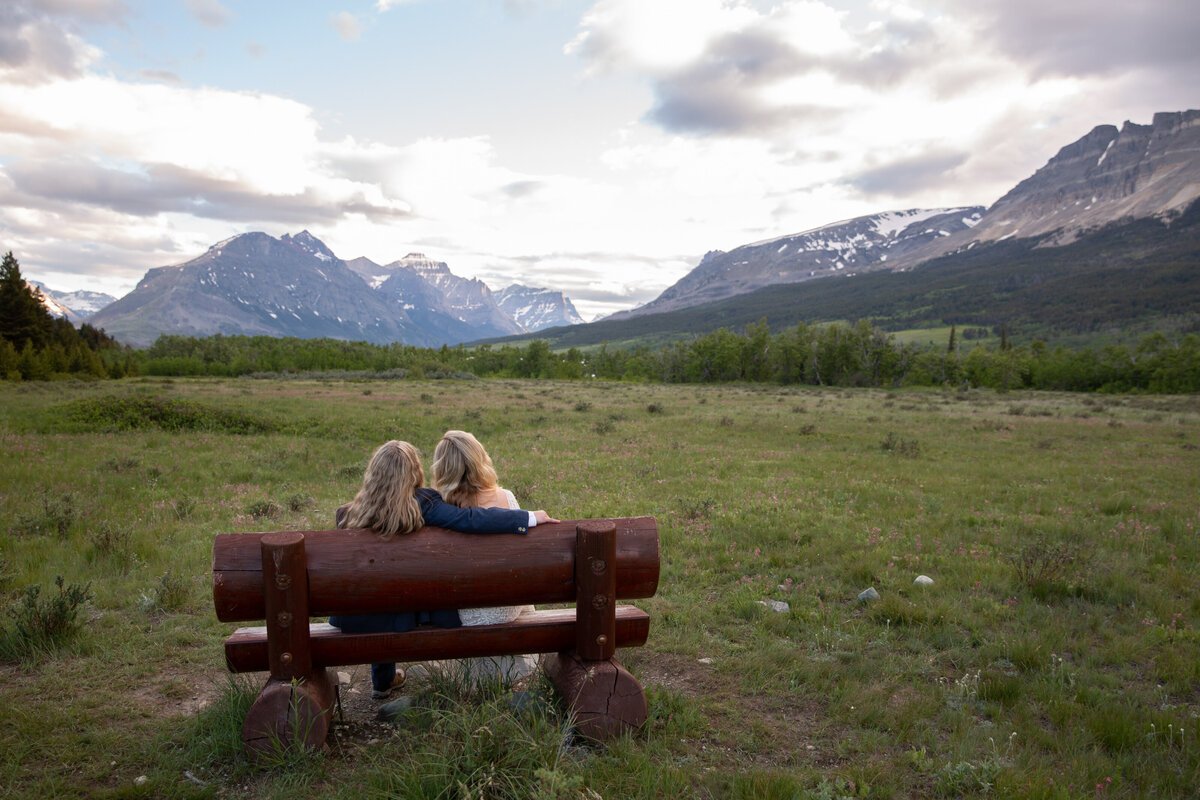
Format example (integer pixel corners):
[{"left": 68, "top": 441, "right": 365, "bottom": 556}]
[
  {"left": 340, "top": 440, "right": 425, "bottom": 538},
  {"left": 431, "top": 430, "right": 499, "bottom": 508}
]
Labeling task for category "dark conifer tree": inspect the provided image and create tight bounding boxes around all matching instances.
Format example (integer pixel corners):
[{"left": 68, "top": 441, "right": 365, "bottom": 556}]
[{"left": 0, "top": 251, "right": 53, "bottom": 349}]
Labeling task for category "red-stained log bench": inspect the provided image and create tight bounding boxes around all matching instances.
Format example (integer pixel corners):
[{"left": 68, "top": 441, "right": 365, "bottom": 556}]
[{"left": 212, "top": 517, "right": 659, "bottom": 757}]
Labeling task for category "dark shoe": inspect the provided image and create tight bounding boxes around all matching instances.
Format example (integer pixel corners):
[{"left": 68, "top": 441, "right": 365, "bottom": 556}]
[{"left": 371, "top": 667, "right": 406, "bottom": 699}]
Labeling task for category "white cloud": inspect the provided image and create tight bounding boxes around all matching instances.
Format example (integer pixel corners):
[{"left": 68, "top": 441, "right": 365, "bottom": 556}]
[
  {"left": 0, "top": 1, "right": 105, "bottom": 84},
  {"left": 331, "top": 12, "right": 364, "bottom": 42},
  {"left": 567, "top": 0, "right": 758, "bottom": 74},
  {"left": 566, "top": 0, "right": 1113, "bottom": 213}
]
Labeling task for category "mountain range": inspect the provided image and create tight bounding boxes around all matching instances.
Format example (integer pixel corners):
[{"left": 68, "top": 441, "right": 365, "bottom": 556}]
[
  {"left": 46, "top": 108, "right": 1200, "bottom": 350},
  {"left": 81, "top": 234, "right": 583, "bottom": 347},
  {"left": 29, "top": 282, "right": 115, "bottom": 326}
]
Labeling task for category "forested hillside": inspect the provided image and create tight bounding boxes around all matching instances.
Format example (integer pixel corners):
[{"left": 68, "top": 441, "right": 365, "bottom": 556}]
[
  {"left": 0, "top": 253, "right": 135, "bottom": 380},
  {"left": 481, "top": 199, "right": 1200, "bottom": 352}
]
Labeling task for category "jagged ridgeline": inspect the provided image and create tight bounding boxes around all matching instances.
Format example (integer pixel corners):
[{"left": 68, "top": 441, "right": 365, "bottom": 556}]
[
  {"left": 489, "top": 199, "right": 1200, "bottom": 351},
  {"left": 87, "top": 233, "right": 583, "bottom": 348}
]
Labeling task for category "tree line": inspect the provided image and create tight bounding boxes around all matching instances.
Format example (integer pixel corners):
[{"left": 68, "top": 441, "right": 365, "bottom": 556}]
[
  {"left": 134, "top": 320, "right": 1200, "bottom": 393},
  {"left": 0, "top": 253, "right": 136, "bottom": 380}
]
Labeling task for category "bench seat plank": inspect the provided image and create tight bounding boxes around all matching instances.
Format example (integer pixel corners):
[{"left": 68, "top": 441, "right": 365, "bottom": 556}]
[
  {"left": 213, "top": 518, "right": 660, "bottom": 622},
  {"left": 224, "top": 605, "right": 650, "bottom": 673}
]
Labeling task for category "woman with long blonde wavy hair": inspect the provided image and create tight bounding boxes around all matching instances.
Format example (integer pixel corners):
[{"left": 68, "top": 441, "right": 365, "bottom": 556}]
[{"left": 432, "top": 430, "right": 540, "bottom": 683}]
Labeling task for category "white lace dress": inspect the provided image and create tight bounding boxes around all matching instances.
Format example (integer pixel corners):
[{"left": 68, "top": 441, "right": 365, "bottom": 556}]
[{"left": 456, "top": 488, "right": 539, "bottom": 682}]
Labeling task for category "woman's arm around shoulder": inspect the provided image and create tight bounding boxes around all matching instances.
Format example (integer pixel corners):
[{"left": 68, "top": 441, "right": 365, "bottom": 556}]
[{"left": 417, "top": 487, "right": 546, "bottom": 533}]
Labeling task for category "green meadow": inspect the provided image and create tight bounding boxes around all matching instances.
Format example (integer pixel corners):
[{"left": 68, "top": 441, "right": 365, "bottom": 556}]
[{"left": 1, "top": 377, "right": 1198, "bottom": 799}]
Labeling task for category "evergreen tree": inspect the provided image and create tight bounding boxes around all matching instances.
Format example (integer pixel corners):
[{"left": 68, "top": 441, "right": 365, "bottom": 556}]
[
  {"left": 0, "top": 338, "right": 18, "bottom": 380},
  {"left": 0, "top": 252, "right": 53, "bottom": 349}
]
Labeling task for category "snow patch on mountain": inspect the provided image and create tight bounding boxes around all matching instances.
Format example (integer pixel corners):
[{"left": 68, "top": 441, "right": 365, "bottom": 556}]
[{"left": 496, "top": 285, "right": 585, "bottom": 331}]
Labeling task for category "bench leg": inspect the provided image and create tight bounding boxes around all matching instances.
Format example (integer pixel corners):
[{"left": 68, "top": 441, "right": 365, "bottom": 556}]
[
  {"left": 544, "top": 652, "right": 647, "bottom": 742},
  {"left": 242, "top": 668, "right": 335, "bottom": 759}
]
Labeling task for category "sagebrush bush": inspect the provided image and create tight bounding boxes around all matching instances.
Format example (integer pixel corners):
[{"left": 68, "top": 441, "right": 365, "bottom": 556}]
[
  {"left": 245, "top": 500, "right": 282, "bottom": 519},
  {"left": 2, "top": 576, "right": 92, "bottom": 657},
  {"left": 880, "top": 431, "right": 921, "bottom": 457},
  {"left": 138, "top": 571, "right": 189, "bottom": 614},
  {"left": 87, "top": 522, "right": 136, "bottom": 573},
  {"left": 1007, "top": 537, "right": 1081, "bottom": 590},
  {"left": 11, "top": 491, "right": 80, "bottom": 538},
  {"left": 286, "top": 492, "right": 316, "bottom": 512},
  {"left": 171, "top": 496, "right": 196, "bottom": 519}
]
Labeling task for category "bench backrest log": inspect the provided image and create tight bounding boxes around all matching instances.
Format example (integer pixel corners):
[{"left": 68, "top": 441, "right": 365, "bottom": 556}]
[{"left": 212, "top": 516, "right": 660, "bottom": 623}]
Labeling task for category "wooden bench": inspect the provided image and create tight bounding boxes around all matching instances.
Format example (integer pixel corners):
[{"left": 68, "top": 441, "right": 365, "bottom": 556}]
[{"left": 212, "top": 517, "right": 659, "bottom": 756}]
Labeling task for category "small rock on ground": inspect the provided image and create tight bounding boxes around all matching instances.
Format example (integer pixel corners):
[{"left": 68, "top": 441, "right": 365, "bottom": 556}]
[
  {"left": 376, "top": 696, "right": 416, "bottom": 723},
  {"left": 759, "top": 599, "right": 790, "bottom": 613}
]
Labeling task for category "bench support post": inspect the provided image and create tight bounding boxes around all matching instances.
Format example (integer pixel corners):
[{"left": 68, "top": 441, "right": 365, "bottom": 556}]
[
  {"left": 544, "top": 521, "right": 647, "bottom": 741},
  {"left": 575, "top": 521, "right": 617, "bottom": 661},
  {"left": 544, "top": 652, "right": 647, "bottom": 741},
  {"left": 242, "top": 532, "right": 335, "bottom": 758}
]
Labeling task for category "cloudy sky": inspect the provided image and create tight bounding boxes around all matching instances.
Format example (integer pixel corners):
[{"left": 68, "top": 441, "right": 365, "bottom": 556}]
[{"left": 1, "top": 0, "right": 1196, "bottom": 319}]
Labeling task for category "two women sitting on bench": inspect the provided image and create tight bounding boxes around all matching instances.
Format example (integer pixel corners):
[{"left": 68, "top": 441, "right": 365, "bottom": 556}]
[{"left": 330, "top": 433, "right": 558, "bottom": 698}]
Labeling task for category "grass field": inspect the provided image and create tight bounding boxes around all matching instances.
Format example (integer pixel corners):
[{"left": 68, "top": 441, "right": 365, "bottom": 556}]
[{"left": 1, "top": 377, "right": 1198, "bottom": 799}]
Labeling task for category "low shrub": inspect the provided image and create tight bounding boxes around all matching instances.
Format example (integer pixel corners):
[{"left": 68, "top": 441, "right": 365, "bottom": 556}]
[
  {"left": 1006, "top": 536, "right": 1081, "bottom": 590},
  {"left": 137, "top": 571, "right": 189, "bottom": 614},
  {"left": 245, "top": 500, "right": 282, "bottom": 519},
  {"left": 10, "top": 491, "right": 80, "bottom": 538},
  {"left": 880, "top": 431, "right": 921, "bottom": 457},
  {"left": 87, "top": 522, "right": 136, "bottom": 573},
  {"left": 171, "top": 496, "right": 197, "bottom": 519},
  {"left": 286, "top": 492, "right": 316, "bottom": 512},
  {"left": 55, "top": 395, "right": 277, "bottom": 434},
  {"left": 2, "top": 576, "right": 92, "bottom": 658}
]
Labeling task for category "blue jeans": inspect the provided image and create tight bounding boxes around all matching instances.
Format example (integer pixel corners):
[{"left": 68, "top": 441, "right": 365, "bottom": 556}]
[{"left": 329, "top": 610, "right": 461, "bottom": 692}]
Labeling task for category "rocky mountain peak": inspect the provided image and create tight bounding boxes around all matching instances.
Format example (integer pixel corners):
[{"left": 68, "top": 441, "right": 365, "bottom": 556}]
[
  {"left": 394, "top": 253, "right": 451, "bottom": 274},
  {"left": 973, "top": 108, "right": 1200, "bottom": 245},
  {"left": 609, "top": 205, "right": 983, "bottom": 319},
  {"left": 495, "top": 285, "right": 586, "bottom": 331},
  {"left": 281, "top": 230, "right": 336, "bottom": 262}
]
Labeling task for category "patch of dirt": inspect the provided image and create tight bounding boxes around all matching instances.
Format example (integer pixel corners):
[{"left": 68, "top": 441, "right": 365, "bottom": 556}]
[
  {"left": 117, "top": 648, "right": 849, "bottom": 773},
  {"left": 632, "top": 650, "right": 846, "bottom": 770}
]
